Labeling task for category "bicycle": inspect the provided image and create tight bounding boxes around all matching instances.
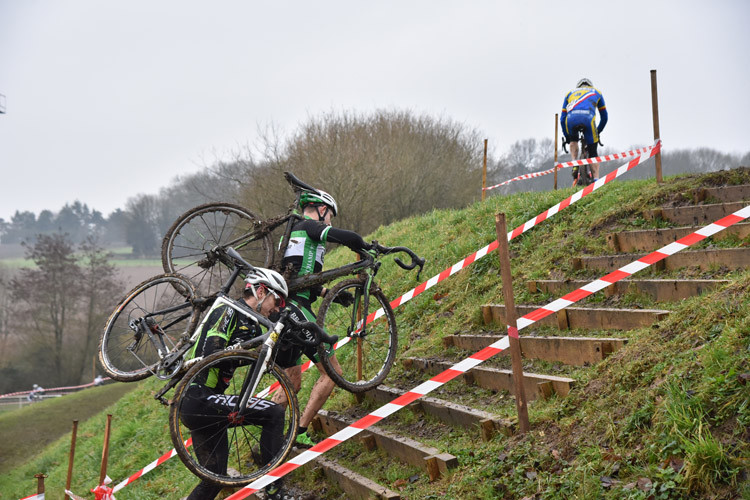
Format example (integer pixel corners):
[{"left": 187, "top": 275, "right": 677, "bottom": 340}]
[
  {"left": 159, "top": 171, "right": 425, "bottom": 390},
  {"left": 169, "top": 308, "right": 336, "bottom": 486},
  {"left": 101, "top": 238, "right": 422, "bottom": 394},
  {"left": 313, "top": 242, "right": 424, "bottom": 392},
  {"left": 161, "top": 171, "right": 320, "bottom": 297},
  {"left": 564, "top": 125, "right": 595, "bottom": 187},
  {"left": 99, "top": 246, "right": 339, "bottom": 484}
]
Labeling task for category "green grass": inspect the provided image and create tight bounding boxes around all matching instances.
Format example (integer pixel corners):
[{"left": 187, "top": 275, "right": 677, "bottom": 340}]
[{"left": 2, "top": 168, "right": 749, "bottom": 499}]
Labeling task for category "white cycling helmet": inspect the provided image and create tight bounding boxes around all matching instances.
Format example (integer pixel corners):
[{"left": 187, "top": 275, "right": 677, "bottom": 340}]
[
  {"left": 245, "top": 268, "right": 288, "bottom": 299},
  {"left": 300, "top": 189, "right": 338, "bottom": 217},
  {"left": 577, "top": 77, "right": 594, "bottom": 88}
]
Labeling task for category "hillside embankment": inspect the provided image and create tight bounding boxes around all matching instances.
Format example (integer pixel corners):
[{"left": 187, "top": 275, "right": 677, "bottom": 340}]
[{"left": 1, "top": 167, "right": 748, "bottom": 499}]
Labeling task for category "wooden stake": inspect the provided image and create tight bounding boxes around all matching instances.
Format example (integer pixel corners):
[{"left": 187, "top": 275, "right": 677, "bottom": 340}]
[
  {"left": 482, "top": 139, "right": 488, "bottom": 201},
  {"left": 99, "top": 414, "right": 113, "bottom": 486},
  {"left": 554, "top": 113, "right": 559, "bottom": 190},
  {"left": 65, "top": 420, "right": 79, "bottom": 499},
  {"left": 356, "top": 254, "right": 363, "bottom": 383},
  {"left": 35, "top": 473, "right": 47, "bottom": 494},
  {"left": 650, "top": 69, "right": 663, "bottom": 183},
  {"left": 494, "top": 213, "right": 529, "bottom": 433}
]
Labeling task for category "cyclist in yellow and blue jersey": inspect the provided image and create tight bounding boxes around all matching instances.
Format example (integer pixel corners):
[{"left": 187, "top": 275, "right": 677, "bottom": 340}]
[{"left": 561, "top": 77, "right": 608, "bottom": 179}]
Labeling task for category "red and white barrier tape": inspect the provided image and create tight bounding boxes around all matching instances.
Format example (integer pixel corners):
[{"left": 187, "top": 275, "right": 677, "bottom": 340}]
[
  {"left": 111, "top": 438, "right": 191, "bottom": 492},
  {"left": 19, "top": 494, "right": 44, "bottom": 500},
  {"left": 107, "top": 140, "right": 661, "bottom": 493},
  {"left": 1, "top": 378, "right": 111, "bottom": 399},
  {"left": 554, "top": 143, "right": 657, "bottom": 169},
  {"left": 227, "top": 202, "right": 750, "bottom": 499},
  {"left": 483, "top": 142, "right": 658, "bottom": 192}
]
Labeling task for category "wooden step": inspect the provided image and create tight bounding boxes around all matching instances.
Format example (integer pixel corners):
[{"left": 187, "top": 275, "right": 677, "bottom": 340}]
[
  {"left": 311, "top": 409, "right": 458, "bottom": 481},
  {"left": 443, "top": 334, "right": 627, "bottom": 366},
  {"left": 402, "top": 357, "right": 575, "bottom": 401},
  {"left": 573, "top": 247, "right": 750, "bottom": 273},
  {"left": 527, "top": 278, "right": 729, "bottom": 302},
  {"left": 291, "top": 447, "right": 401, "bottom": 499},
  {"left": 607, "top": 223, "right": 750, "bottom": 252},
  {"left": 363, "top": 387, "right": 513, "bottom": 440},
  {"left": 482, "top": 304, "right": 669, "bottom": 330},
  {"left": 644, "top": 201, "right": 747, "bottom": 225},
  {"left": 692, "top": 184, "right": 750, "bottom": 204},
  {"left": 363, "top": 385, "right": 514, "bottom": 441}
]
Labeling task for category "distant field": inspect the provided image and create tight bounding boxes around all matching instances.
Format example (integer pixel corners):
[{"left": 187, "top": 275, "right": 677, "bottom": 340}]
[
  {"left": 116, "top": 264, "right": 164, "bottom": 289},
  {"left": 0, "top": 255, "right": 163, "bottom": 291},
  {"left": 0, "top": 382, "right": 137, "bottom": 475}
]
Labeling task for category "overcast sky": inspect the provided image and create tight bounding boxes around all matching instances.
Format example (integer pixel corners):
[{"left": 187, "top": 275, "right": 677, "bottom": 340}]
[{"left": 1, "top": 0, "right": 748, "bottom": 222}]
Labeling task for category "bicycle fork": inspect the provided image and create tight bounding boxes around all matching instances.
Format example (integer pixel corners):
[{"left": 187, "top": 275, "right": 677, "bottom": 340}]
[
  {"left": 235, "top": 321, "right": 284, "bottom": 411},
  {"left": 350, "top": 274, "right": 374, "bottom": 339}
]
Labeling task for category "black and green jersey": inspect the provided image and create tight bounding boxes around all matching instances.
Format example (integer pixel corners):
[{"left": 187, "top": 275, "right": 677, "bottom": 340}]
[{"left": 187, "top": 303, "right": 262, "bottom": 391}]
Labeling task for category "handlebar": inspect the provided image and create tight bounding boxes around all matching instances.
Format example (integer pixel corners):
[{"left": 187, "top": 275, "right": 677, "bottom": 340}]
[
  {"left": 369, "top": 242, "right": 426, "bottom": 280},
  {"left": 279, "top": 309, "right": 338, "bottom": 348}
]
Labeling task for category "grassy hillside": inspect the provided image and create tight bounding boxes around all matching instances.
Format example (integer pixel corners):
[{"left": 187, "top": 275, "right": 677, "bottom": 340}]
[{"left": 2, "top": 168, "right": 748, "bottom": 499}]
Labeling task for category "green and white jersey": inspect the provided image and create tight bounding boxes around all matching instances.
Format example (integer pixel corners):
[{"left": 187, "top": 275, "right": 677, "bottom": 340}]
[{"left": 282, "top": 217, "right": 331, "bottom": 302}]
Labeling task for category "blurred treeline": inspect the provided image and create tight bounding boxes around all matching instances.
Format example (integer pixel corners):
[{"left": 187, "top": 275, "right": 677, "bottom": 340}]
[{"left": 3, "top": 109, "right": 746, "bottom": 258}]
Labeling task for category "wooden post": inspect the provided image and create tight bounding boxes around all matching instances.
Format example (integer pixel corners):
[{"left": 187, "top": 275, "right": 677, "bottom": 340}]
[
  {"left": 34, "top": 473, "right": 47, "bottom": 495},
  {"left": 494, "top": 213, "right": 530, "bottom": 433},
  {"left": 356, "top": 254, "right": 363, "bottom": 384},
  {"left": 481, "top": 139, "right": 488, "bottom": 201},
  {"left": 650, "top": 69, "right": 663, "bottom": 183},
  {"left": 65, "top": 420, "right": 79, "bottom": 499},
  {"left": 554, "top": 113, "right": 559, "bottom": 190},
  {"left": 99, "top": 414, "right": 113, "bottom": 486}
]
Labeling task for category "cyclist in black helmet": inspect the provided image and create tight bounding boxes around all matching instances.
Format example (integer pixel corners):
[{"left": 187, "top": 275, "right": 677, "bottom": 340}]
[{"left": 280, "top": 188, "right": 371, "bottom": 447}]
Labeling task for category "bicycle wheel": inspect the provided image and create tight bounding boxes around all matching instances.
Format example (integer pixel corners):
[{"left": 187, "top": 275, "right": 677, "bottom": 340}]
[
  {"left": 162, "top": 203, "right": 273, "bottom": 297},
  {"left": 316, "top": 278, "right": 398, "bottom": 393},
  {"left": 169, "top": 350, "right": 299, "bottom": 486},
  {"left": 579, "top": 163, "right": 593, "bottom": 186},
  {"left": 99, "top": 274, "right": 200, "bottom": 382}
]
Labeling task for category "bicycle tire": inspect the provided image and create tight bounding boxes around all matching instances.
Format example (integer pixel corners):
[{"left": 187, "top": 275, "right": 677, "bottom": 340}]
[
  {"left": 169, "top": 350, "right": 299, "bottom": 486},
  {"left": 579, "top": 162, "right": 593, "bottom": 186},
  {"left": 161, "top": 203, "right": 273, "bottom": 297},
  {"left": 316, "top": 278, "right": 398, "bottom": 393},
  {"left": 98, "top": 274, "right": 200, "bottom": 382}
]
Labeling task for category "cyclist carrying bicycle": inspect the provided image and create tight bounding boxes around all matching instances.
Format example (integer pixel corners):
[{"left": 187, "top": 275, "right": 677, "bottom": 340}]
[
  {"left": 560, "top": 77, "right": 608, "bottom": 180},
  {"left": 281, "top": 189, "right": 372, "bottom": 447},
  {"left": 180, "top": 268, "right": 294, "bottom": 500}
]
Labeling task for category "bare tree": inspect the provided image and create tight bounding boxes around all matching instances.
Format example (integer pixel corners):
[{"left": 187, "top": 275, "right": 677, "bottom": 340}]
[
  {"left": 231, "top": 109, "right": 485, "bottom": 235},
  {"left": 9, "top": 234, "right": 81, "bottom": 380},
  {"left": 75, "top": 236, "right": 124, "bottom": 382}
]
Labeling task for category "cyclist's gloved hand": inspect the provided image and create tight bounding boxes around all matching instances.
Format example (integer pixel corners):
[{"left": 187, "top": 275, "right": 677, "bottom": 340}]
[{"left": 333, "top": 290, "right": 355, "bottom": 307}]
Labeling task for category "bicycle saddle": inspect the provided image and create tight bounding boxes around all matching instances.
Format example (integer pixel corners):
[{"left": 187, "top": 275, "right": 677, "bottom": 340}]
[{"left": 284, "top": 171, "right": 321, "bottom": 194}]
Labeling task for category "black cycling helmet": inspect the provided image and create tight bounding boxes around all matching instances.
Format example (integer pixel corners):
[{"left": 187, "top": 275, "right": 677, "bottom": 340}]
[{"left": 577, "top": 78, "right": 594, "bottom": 88}]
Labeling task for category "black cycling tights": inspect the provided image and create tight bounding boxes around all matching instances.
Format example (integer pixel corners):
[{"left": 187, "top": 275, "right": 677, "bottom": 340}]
[
  {"left": 180, "top": 385, "right": 286, "bottom": 500},
  {"left": 586, "top": 142, "right": 598, "bottom": 159}
]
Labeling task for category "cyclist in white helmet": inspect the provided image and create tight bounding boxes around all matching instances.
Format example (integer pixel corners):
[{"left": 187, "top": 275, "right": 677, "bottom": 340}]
[
  {"left": 560, "top": 77, "right": 609, "bottom": 180},
  {"left": 280, "top": 188, "right": 372, "bottom": 447},
  {"left": 182, "top": 268, "right": 294, "bottom": 500}
]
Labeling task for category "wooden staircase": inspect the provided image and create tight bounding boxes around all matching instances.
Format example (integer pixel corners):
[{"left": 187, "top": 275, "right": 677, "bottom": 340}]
[{"left": 291, "top": 183, "right": 749, "bottom": 498}]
